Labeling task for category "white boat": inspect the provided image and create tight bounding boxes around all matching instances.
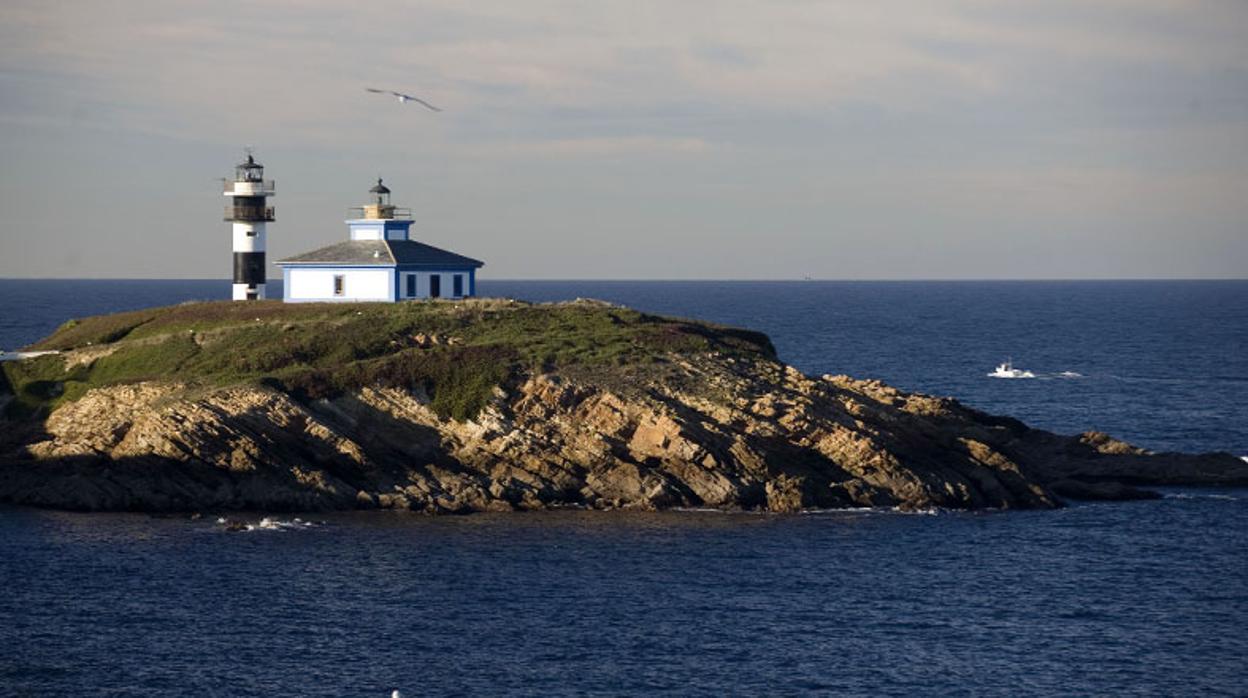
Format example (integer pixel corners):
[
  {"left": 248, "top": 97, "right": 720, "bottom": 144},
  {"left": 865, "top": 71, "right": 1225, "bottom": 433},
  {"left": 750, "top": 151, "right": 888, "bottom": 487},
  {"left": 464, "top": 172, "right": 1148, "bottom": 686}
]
[{"left": 987, "top": 358, "right": 1035, "bottom": 379}]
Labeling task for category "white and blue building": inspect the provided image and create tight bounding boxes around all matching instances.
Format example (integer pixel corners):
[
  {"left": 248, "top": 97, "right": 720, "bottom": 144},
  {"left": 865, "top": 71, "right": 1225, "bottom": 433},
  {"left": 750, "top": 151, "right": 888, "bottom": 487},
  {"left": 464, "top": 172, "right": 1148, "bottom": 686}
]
[{"left": 276, "top": 179, "right": 483, "bottom": 303}]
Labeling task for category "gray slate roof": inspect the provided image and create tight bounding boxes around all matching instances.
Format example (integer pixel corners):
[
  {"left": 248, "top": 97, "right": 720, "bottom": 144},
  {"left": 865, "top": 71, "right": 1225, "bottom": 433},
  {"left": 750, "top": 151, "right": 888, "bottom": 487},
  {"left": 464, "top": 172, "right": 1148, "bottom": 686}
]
[
  {"left": 277, "top": 239, "right": 484, "bottom": 269},
  {"left": 277, "top": 240, "right": 393, "bottom": 265}
]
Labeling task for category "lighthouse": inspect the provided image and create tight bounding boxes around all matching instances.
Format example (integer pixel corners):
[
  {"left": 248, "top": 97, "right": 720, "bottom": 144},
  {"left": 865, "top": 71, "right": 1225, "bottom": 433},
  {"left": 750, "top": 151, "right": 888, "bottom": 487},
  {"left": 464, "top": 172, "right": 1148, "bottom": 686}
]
[{"left": 223, "top": 153, "right": 274, "bottom": 300}]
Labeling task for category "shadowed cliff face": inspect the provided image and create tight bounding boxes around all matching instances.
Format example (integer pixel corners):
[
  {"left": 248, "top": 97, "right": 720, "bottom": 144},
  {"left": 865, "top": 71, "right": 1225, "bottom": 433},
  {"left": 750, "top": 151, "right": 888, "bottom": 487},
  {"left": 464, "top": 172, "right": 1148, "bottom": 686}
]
[{"left": 1, "top": 300, "right": 1245, "bottom": 513}]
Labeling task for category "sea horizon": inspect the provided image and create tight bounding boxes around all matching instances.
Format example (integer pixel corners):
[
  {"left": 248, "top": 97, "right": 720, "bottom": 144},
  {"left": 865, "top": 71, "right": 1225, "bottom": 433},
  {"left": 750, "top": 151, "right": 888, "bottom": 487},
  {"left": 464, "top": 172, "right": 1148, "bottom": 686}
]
[{"left": 4, "top": 276, "right": 1247, "bottom": 282}]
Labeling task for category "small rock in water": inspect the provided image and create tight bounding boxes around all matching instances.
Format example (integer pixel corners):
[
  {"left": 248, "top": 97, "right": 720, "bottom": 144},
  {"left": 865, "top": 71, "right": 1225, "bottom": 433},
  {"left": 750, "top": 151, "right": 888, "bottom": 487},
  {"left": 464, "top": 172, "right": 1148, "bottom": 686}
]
[{"left": 221, "top": 518, "right": 248, "bottom": 532}]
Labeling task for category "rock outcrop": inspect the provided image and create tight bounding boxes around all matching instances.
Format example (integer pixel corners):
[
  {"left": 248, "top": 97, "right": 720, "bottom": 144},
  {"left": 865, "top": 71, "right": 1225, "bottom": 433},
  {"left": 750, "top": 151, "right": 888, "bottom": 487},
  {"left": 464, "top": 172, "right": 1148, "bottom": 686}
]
[{"left": 1, "top": 300, "right": 1244, "bottom": 513}]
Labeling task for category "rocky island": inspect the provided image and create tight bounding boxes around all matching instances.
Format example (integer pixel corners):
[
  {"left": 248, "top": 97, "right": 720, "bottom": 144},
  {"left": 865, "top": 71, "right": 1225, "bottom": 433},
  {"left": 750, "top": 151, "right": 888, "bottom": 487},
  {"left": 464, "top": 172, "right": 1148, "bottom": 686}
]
[{"left": 1, "top": 299, "right": 1244, "bottom": 513}]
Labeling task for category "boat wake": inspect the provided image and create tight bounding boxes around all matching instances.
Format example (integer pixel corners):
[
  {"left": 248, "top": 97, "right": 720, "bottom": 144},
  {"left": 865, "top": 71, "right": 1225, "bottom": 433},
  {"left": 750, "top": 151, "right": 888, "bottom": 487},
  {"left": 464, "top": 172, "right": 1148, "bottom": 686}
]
[{"left": 987, "top": 359, "right": 1084, "bottom": 380}]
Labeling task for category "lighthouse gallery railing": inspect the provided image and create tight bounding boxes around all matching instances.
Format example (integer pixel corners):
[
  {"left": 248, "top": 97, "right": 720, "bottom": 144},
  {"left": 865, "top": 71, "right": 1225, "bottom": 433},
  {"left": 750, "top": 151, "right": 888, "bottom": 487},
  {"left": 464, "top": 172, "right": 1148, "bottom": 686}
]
[
  {"left": 224, "top": 205, "right": 275, "bottom": 222},
  {"left": 346, "top": 206, "right": 412, "bottom": 220}
]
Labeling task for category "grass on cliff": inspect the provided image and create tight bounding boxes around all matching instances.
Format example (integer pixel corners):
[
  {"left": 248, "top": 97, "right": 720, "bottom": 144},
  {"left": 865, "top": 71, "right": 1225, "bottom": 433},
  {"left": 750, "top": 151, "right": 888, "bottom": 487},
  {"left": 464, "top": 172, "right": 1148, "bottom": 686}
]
[{"left": 2, "top": 299, "right": 775, "bottom": 422}]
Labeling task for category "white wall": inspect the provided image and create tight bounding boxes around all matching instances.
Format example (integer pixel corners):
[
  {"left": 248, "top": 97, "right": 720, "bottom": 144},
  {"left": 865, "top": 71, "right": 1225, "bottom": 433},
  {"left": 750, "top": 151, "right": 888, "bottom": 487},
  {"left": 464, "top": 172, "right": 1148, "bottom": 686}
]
[
  {"left": 232, "top": 283, "right": 265, "bottom": 300},
  {"left": 226, "top": 181, "right": 269, "bottom": 196},
  {"left": 349, "top": 225, "right": 383, "bottom": 241},
  {"left": 287, "top": 268, "right": 392, "bottom": 301},
  {"left": 231, "top": 222, "right": 265, "bottom": 252}
]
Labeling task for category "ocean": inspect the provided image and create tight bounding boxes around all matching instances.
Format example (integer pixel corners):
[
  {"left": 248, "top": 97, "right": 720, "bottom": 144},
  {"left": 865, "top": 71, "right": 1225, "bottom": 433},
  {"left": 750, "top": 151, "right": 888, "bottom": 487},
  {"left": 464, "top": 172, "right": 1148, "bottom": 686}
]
[{"left": 2, "top": 279, "right": 1246, "bottom": 695}]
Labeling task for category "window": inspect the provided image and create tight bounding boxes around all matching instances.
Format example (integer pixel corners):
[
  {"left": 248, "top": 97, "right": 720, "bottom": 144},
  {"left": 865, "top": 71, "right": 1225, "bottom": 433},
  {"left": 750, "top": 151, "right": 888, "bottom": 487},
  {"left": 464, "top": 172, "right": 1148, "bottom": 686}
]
[
  {"left": 333, "top": 274, "right": 345, "bottom": 296},
  {"left": 453, "top": 274, "right": 463, "bottom": 297},
  {"left": 429, "top": 275, "right": 441, "bottom": 299},
  {"left": 406, "top": 274, "right": 416, "bottom": 297},
  {"left": 245, "top": 229, "right": 256, "bottom": 237}
]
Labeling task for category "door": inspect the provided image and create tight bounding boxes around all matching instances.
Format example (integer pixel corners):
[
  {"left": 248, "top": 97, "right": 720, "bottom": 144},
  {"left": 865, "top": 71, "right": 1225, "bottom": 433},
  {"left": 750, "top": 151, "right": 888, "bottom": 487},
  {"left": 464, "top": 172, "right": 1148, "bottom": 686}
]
[
  {"left": 453, "top": 274, "right": 463, "bottom": 297},
  {"left": 406, "top": 273, "right": 417, "bottom": 298},
  {"left": 429, "top": 275, "right": 441, "bottom": 298}
]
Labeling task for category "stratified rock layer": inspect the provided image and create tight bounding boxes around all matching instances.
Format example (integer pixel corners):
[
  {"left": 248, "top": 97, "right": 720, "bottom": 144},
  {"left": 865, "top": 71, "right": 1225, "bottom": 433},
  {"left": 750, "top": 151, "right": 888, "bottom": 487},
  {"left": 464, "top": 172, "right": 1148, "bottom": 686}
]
[{"left": 3, "top": 348, "right": 1244, "bottom": 513}]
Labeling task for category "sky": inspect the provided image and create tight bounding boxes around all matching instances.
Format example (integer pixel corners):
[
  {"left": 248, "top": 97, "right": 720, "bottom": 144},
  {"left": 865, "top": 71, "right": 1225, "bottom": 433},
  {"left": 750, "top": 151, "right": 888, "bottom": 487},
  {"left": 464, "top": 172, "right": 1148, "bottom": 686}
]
[{"left": 1, "top": 0, "right": 1245, "bottom": 280}]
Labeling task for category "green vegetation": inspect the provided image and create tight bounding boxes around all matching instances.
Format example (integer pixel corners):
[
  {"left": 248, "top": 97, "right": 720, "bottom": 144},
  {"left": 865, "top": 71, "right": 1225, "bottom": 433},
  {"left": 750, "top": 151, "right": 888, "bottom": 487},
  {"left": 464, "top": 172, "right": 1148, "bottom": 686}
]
[
  {"left": 274, "top": 344, "right": 516, "bottom": 422},
  {"left": 1, "top": 354, "right": 91, "bottom": 419},
  {"left": 4, "top": 298, "right": 775, "bottom": 422}
]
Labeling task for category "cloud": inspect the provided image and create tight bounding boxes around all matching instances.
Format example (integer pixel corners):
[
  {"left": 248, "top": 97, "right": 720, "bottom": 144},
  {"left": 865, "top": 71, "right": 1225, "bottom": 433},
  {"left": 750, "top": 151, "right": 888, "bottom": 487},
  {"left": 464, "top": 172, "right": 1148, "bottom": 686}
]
[
  {"left": 466, "top": 136, "right": 714, "bottom": 158},
  {"left": 1, "top": 1, "right": 1241, "bottom": 150},
  {"left": 1, "top": 0, "right": 1246, "bottom": 278},
  {"left": 12, "top": 0, "right": 1244, "bottom": 145}
]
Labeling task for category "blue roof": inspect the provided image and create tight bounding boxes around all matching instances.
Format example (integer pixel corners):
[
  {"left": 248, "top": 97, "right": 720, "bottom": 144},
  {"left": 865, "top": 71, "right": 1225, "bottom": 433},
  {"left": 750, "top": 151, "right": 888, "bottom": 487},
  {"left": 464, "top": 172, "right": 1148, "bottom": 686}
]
[{"left": 388, "top": 240, "right": 484, "bottom": 269}]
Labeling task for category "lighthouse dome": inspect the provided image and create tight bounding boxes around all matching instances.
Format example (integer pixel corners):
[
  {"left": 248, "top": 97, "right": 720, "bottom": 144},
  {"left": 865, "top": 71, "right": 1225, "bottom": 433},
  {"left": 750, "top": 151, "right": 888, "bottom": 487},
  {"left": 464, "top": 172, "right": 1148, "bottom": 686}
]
[{"left": 369, "top": 178, "right": 391, "bottom": 195}]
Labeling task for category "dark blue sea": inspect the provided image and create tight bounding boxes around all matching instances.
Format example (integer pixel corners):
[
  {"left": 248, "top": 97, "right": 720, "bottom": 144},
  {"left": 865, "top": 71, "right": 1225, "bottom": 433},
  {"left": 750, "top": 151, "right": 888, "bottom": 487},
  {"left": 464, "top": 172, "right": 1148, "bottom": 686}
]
[{"left": 2, "top": 279, "right": 1246, "bottom": 696}]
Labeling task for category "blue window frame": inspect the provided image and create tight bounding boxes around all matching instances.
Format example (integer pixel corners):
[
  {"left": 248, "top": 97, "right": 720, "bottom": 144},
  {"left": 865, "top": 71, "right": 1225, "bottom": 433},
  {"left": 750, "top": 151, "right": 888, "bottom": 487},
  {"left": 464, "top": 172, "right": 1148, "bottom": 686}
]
[{"left": 406, "top": 274, "right": 416, "bottom": 297}]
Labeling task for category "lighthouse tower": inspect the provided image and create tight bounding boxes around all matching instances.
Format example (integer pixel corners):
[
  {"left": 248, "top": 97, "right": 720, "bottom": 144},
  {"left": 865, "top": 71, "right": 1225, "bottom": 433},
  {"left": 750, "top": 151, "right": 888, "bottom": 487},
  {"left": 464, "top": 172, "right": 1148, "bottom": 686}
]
[{"left": 223, "top": 153, "right": 274, "bottom": 300}]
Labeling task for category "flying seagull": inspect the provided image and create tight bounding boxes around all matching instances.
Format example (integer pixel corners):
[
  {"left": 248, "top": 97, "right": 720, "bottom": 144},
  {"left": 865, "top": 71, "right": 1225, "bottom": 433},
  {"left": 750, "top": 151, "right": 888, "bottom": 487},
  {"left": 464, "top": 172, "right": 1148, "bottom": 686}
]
[{"left": 365, "top": 88, "right": 441, "bottom": 112}]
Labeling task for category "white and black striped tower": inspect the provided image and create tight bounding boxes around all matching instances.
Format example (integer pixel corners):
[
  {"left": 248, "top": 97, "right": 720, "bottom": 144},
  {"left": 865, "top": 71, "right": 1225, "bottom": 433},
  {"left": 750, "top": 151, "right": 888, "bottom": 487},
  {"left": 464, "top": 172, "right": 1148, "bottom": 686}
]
[{"left": 222, "top": 152, "right": 274, "bottom": 300}]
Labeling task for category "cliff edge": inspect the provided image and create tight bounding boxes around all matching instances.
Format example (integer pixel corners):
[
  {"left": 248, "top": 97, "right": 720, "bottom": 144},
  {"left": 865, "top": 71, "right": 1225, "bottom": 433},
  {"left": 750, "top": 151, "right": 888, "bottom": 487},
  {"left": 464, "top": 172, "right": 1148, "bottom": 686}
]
[{"left": 2, "top": 299, "right": 1244, "bottom": 513}]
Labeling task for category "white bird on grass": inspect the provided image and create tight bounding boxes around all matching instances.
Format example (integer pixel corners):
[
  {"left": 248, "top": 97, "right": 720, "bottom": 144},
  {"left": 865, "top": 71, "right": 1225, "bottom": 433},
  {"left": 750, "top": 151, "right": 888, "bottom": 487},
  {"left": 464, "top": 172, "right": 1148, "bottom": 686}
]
[{"left": 365, "top": 87, "right": 441, "bottom": 111}]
